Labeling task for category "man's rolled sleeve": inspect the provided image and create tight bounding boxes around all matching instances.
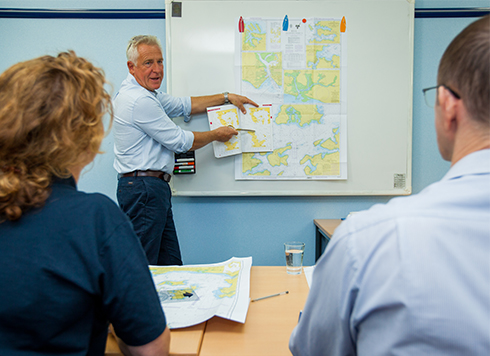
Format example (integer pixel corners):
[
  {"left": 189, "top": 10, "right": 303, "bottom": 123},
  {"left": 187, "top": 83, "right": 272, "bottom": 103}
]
[
  {"left": 157, "top": 92, "right": 192, "bottom": 119},
  {"left": 133, "top": 96, "right": 194, "bottom": 153}
]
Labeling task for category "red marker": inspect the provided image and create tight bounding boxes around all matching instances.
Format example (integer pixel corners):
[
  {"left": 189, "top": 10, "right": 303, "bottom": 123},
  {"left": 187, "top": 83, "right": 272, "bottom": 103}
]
[
  {"left": 302, "top": 18, "right": 307, "bottom": 24},
  {"left": 175, "top": 165, "right": 195, "bottom": 170},
  {"left": 239, "top": 16, "right": 244, "bottom": 33}
]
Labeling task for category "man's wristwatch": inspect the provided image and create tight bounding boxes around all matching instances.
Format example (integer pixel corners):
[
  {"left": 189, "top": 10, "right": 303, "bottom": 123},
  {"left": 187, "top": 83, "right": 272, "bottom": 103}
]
[{"left": 223, "top": 92, "right": 229, "bottom": 104}]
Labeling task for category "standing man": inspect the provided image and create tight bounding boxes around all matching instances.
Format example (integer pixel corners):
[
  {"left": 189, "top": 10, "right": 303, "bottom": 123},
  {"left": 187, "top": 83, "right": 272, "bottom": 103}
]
[
  {"left": 114, "top": 35, "right": 257, "bottom": 265},
  {"left": 290, "top": 16, "right": 490, "bottom": 356}
]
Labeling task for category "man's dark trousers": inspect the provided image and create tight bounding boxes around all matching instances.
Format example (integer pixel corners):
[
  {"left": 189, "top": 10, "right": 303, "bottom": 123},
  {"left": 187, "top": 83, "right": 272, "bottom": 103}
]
[{"left": 117, "top": 176, "right": 183, "bottom": 265}]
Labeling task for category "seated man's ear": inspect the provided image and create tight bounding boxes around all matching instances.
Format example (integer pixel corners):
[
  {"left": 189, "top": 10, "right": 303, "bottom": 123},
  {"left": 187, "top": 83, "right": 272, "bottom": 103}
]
[{"left": 437, "top": 86, "right": 459, "bottom": 133}]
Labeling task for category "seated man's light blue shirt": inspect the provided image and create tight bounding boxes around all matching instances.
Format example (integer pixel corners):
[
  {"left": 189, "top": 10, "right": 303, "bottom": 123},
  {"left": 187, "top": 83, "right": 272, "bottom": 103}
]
[
  {"left": 290, "top": 149, "right": 490, "bottom": 356},
  {"left": 113, "top": 74, "right": 194, "bottom": 174}
]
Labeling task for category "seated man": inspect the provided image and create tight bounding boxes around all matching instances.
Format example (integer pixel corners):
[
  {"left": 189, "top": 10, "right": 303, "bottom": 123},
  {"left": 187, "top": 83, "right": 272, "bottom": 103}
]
[{"left": 290, "top": 15, "right": 490, "bottom": 356}]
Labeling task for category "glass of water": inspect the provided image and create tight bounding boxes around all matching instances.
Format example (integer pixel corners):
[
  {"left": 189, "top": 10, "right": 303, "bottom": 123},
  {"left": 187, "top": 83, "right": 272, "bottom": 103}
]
[{"left": 284, "top": 242, "right": 305, "bottom": 275}]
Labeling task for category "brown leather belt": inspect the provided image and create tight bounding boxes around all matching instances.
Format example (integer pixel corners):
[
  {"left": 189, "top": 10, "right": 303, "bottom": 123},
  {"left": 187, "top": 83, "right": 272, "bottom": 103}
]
[{"left": 121, "top": 170, "right": 171, "bottom": 182}]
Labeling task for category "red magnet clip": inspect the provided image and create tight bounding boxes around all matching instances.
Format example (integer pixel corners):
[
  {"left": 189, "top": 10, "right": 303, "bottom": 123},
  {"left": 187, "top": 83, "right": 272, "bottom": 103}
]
[{"left": 239, "top": 16, "right": 244, "bottom": 33}]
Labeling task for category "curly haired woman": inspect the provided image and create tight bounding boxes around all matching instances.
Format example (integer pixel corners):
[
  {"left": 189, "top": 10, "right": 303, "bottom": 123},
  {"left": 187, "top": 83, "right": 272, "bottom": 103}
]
[{"left": 0, "top": 51, "right": 169, "bottom": 356}]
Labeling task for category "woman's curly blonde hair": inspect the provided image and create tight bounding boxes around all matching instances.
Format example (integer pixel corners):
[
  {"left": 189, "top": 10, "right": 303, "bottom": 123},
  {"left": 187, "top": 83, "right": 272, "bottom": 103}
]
[{"left": 0, "top": 51, "right": 113, "bottom": 221}]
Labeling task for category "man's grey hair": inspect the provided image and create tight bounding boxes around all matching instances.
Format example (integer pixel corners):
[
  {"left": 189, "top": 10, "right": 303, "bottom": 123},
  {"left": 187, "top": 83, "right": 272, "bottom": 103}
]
[{"left": 126, "top": 35, "right": 163, "bottom": 63}]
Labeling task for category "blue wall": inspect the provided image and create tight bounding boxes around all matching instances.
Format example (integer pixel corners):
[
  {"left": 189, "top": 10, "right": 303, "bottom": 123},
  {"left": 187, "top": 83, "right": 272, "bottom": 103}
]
[{"left": 0, "top": 0, "right": 486, "bottom": 266}]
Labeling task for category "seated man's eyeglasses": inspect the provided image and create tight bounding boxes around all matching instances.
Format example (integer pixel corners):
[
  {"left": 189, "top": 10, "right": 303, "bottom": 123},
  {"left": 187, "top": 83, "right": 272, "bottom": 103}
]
[{"left": 422, "top": 85, "right": 461, "bottom": 108}]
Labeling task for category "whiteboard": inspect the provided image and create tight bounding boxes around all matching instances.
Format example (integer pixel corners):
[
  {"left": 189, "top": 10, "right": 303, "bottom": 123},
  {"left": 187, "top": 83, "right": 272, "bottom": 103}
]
[{"left": 166, "top": 0, "right": 414, "bottom": 196}]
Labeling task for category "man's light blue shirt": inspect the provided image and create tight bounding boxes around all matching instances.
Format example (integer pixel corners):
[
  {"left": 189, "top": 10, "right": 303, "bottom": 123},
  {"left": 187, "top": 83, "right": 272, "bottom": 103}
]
[
  {"left": 290, "top": 149, "right": 490, "bottom": 356},
  {"left": 113, "top": 74, "right": 194, "bottom": 174}
]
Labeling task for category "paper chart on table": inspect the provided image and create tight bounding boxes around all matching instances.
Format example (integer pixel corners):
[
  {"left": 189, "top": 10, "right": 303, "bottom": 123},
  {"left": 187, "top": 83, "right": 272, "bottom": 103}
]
[{"left": 150, "top": 257, "right": 252, "bottom": 329}]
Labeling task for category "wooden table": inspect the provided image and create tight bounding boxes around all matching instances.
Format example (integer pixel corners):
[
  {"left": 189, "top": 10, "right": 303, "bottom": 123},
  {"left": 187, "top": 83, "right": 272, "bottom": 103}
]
[
  {"left": 105, "top": 322, "right": 206, "bottom": 356},
  {"left": 314, "top": 219, "right": 342, "bottom": 261},
  {"left": 200, "top": 266, "right": 309, "bottom": 356},
  {"left": 106, "top": 266, "right": 309, "bottom": 356}
]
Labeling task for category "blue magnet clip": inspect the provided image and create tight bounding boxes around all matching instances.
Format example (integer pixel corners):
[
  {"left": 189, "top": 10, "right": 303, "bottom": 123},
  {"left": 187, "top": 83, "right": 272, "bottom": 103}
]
[{"left": 283, "top": 15, "right": 289, "bottom": 31}]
